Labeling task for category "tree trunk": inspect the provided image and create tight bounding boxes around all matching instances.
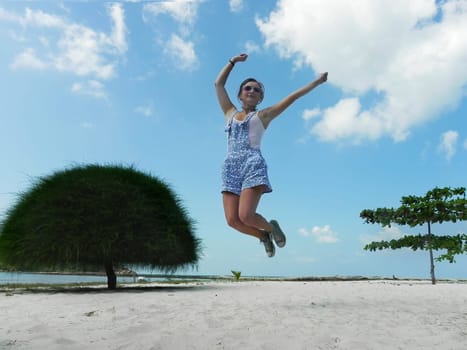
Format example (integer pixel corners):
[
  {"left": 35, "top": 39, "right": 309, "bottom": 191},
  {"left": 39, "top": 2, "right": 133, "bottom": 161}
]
[
  {"left": 427, "top": 221, "right": 436, "bottom": 285},
  {"left": 104, "top": 260, "right": 117, "bottom": 290}
]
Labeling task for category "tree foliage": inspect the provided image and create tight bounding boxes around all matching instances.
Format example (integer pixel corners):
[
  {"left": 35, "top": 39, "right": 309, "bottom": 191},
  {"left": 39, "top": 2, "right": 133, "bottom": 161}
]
[
  {"left": 364, "top": 233, "right": 467, "bottom": 263},
  {"left": 361, "top": 187, "right": 466, "bottom": 227},
  {"left": 0, "top": 164, "right": 202, "bottom": 289},
  {"left": 361, "top": 187, "right": 467, "bottom": 283}
]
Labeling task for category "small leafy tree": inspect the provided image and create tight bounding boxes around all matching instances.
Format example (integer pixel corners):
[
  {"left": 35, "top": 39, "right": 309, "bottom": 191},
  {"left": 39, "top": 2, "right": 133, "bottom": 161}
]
[
  {"left": 361, "top": 187, "right": 467, "bottom": 284},
  {"left": 0, "top": 164, "right": 202, "bottom": 289},
  {"left": 231, "top": 270, "right": 242, "bottom": 281}
]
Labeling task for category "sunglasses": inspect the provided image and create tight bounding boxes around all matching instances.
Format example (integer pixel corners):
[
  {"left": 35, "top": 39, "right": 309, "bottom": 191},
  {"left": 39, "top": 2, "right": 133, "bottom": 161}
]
[{"left": 243, "top": 85, "right": 262, "bottom": 93}]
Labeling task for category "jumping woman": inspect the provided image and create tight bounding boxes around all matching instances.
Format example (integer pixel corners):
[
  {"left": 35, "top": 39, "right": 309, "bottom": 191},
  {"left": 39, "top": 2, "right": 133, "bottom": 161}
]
[{"left": 215, "top": 53, "right": 328, "bottom": 257}]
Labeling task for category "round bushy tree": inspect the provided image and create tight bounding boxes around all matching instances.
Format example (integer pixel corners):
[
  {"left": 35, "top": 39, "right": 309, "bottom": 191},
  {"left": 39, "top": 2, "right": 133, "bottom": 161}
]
[{"left": 0, "top": 164, "right": 202, "bottom": 289}]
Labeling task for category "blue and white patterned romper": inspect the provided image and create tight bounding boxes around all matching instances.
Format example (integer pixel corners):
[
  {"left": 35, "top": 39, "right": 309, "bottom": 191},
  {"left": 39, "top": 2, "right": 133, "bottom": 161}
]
[{"left": 222, "top": 111, "right": 272, "bottom": 195}]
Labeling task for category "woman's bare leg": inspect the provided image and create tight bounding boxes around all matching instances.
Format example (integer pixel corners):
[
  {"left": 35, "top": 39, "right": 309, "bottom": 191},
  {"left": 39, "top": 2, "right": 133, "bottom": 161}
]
[
  {"left": 223, "top": 191, "right": 264, "bottom": 239},
  {"left": 238, "top": 187, "right": 273, "bottom": 232},
  {"left": 223, "top": 187, "right": 276, "bottom": 257},
  {"left": 222, "top": 186, "right": 273, "bottom": 238}
]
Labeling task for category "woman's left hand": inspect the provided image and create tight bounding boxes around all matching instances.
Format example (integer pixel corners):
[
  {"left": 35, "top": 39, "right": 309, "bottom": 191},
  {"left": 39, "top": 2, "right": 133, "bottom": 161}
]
[{"left": 318, "top": 72, "right": 328, "bottom": 84}]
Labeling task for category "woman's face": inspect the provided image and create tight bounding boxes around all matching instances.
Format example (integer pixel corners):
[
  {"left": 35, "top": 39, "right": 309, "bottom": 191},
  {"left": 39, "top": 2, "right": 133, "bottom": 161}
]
[{"left": 239, "top": 81, "right": 263, "bottom": 107}]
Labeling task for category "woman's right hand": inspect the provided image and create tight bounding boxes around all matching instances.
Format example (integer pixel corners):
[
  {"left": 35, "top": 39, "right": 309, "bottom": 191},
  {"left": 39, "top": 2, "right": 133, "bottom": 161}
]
[{"left": 231, "top": 53, "right": 248, "bottom": 64}]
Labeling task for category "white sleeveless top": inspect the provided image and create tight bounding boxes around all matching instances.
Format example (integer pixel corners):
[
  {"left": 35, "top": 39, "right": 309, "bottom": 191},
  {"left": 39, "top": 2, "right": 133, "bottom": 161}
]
[{"left": 232, "top": 111, "right": 265, "bottom": 150}]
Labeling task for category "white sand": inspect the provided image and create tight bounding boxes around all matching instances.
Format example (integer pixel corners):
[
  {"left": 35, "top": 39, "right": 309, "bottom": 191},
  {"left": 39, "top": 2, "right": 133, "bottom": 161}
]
[{"left": 1, "top": 280, "right": 467, "bottom": 349}]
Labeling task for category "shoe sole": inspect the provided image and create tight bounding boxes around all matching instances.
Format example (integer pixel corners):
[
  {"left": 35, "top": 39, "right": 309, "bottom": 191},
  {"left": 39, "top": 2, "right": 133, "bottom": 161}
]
[
  {"left": 267, "top": 232, "right": 276, "bottom": 257},
  {"left": 262, "top": 232, "right": 275, "bottom": 257},
  {"left": 270, "top": 220, "right": 286, "bottom": 248}
]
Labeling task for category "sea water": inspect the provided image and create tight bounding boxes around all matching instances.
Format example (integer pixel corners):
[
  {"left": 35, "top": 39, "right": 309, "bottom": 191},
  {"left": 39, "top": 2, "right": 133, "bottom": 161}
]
[
  {"left": 0, "top": 272, "right": 139, "bottom": 285},
  {"left": 0, "top": 272, "right": 219, "bottom": 285}
]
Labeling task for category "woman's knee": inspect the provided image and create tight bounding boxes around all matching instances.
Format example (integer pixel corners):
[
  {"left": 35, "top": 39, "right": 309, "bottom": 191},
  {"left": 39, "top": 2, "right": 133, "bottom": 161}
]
[
  {"left": 238, "top": 210, "right": 256, "bottom": 227},
  {"left": 225, "top": 215, "right": 242, "bottom": 229},
  {"left": 226, "top": 213, "right": 255, "bottom": 230}
]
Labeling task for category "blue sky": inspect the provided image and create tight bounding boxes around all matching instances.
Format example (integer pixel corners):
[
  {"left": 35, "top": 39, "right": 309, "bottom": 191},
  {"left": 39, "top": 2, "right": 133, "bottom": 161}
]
[{"left": 1, "top": 0, "right": 466, "bottom": 279}]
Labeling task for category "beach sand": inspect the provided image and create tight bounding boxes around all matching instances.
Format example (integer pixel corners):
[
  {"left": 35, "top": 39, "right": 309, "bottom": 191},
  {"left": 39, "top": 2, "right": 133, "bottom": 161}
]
[{"left": 1, "top": 280, "right": 467, "bottom": 349}]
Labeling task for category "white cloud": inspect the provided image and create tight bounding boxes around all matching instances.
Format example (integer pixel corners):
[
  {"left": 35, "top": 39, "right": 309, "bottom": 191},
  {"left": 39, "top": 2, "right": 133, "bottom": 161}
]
[
  {"left": 229, "top": 0, "right": 244, "bottom": 13},
  {"left": 312, "top": 98, "right": 385, "bottom": 143},
  {"left": 134, "top": 103, "right": 154, "bottom": 117},
  {"left": 54, "top": 24, "right": 116, "bottom": 79},
  {"left": 3, "top": 5, "right": 127, "bottom": 80},
  {"left": 257, "top": 0, "right": 467, "bottom": 144},
  {"left": 8, "top": 29, "right": 27, "bottom": 43},
  {"left": 142, "top": 1, "right": 202, "bottom": 71},
  {"left": 54, "top": 3, "right": 127, "bottom": 79},
  {"left": 164, "top": 34, "right": 198, "bottom": 71},
  {"left": 245, "top": 40, "right": 261, "bottom": 54},
  {"left": 299, "top": 225, "right": 339, "bottom": 244},
  {"left": 22, "top": 7, "right": 66, "bottom": 28},
  {"left": 10, "top": 48, "right": 48, "bottom": 70},
  {"left": 0, "top": 7, "right": 19, "bottom": 22},
  {"left": 302, "top": 108, "right": 321, "bottom": 121},
  {"left": 143, "top": 0, "right": 202, "bottom": 28},
  {"left": 0, "top": 7, "right": 42, "bottom": 43},
  {"left": 438, "top": 130, "right": 458, "bottom": 161},
  {"left": 107, "top": 3, "right": 128, "bottom": 54},
  {"left": 360, "top": 226, "right": 405, "bottom": 245},
  {"left": 71, "top": 80, "right": 107, "bottom": 99}
]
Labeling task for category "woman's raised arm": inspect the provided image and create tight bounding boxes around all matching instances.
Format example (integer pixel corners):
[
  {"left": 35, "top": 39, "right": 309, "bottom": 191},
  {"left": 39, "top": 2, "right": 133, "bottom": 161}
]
[
  {"left": 259, "top": 72, "right": 328, "bottom": 128},
  {"left": 214, "top": 53, "right": 248, "bottom": 118}
]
